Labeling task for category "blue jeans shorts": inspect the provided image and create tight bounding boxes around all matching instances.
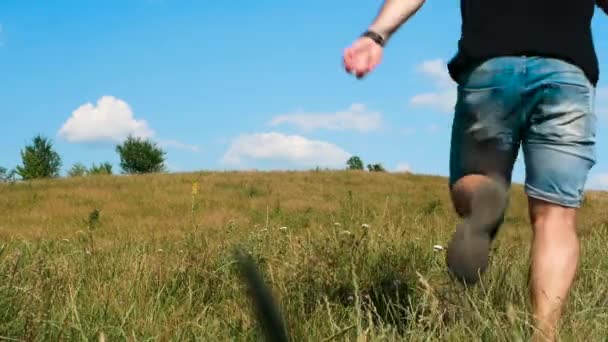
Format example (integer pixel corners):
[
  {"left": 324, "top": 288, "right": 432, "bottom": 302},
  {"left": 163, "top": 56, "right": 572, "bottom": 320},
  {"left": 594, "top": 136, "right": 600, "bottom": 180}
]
[{"left": 450, "top": 56, "right": 597, "bottom": 208}]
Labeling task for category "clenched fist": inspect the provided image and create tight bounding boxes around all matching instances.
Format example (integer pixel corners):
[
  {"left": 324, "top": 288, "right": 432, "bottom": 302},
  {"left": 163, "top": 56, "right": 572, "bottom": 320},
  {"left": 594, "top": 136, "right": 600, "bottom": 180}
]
[{"left": 343, "top": 37, "right": 384, "bottom": 79}]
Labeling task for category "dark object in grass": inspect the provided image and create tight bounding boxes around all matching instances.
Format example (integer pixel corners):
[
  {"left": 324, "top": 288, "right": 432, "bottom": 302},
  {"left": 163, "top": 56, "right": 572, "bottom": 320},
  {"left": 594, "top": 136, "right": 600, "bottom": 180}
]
[{"left": 234, "top": 248, "right": 289, "bottom": 342}]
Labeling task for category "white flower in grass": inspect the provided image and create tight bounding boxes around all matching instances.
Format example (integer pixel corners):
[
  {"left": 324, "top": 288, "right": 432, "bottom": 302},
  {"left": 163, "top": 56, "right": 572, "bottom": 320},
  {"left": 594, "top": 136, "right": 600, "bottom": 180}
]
[
  {"left": 339, "top": 230, "right": 352, "bottom": 236},
  {"left": 158, "top": 249, "right": 164, "bottom": 253},
  {"left": 433, "top": 245, "right": 445, "bottom": 252},
  {"left": 260, "top": 228, "right": 269, "bottom": 233},
  {"left": 361, "top": 223, "right": 371, "bottom": 230},
  {"left": 279, "top": 226, "right": 288, "bottom": 231},
  {"left": 334, "top": 222, "right": 342, "bottom": 227}
]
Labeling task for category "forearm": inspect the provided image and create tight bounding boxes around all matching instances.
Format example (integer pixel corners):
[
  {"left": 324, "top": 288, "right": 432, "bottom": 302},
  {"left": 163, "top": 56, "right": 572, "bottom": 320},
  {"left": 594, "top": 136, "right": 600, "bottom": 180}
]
[{"left": 368, "top": 0, "right": 426, "bottom": 41}]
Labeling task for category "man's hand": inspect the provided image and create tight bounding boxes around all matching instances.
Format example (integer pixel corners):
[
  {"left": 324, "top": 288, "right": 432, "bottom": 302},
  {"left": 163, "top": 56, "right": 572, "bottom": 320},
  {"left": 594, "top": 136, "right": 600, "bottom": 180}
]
[
  {"left": 343, "top": 37, "right": 384, "bottom": 79},
  {"left": 598, "top": 0, "right": 608, "bottom": 14},
  {"left": 342, "top": 0, "right": 425, "bottom": 79}
]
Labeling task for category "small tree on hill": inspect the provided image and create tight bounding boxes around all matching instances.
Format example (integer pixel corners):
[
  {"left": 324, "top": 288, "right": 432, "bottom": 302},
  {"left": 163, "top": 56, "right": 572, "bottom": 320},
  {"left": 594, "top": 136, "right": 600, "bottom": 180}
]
[
  {"left": 89, "top": 162, "right": 113, "bottom": 175},
  {"left": 116, "top": 136, "right": 166, "bottom": 174},
  {"left": 67, "top": 163, "right": 88, "bottom": 177},
  {"left": 346, "top": 156, "right": 364, "bottom": 170},
  {"left": 15, "top": 135, "right": 62, "bottom": 180},
  {"left": 367, "top": 163, "right": 386, "bottom": 172}
]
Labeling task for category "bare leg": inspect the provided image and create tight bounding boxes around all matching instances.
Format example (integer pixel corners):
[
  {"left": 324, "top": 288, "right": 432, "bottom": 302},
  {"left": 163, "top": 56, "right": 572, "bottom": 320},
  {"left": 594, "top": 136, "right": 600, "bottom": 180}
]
[{"left": 528, "top": 197, "right": 579, "bottom": 342}]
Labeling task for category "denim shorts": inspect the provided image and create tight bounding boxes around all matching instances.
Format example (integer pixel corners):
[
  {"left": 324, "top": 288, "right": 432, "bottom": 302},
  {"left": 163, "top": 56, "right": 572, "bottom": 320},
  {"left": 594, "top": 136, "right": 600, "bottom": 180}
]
[{"left": 450, "top": 56, "right": 597, "bottom": 208}]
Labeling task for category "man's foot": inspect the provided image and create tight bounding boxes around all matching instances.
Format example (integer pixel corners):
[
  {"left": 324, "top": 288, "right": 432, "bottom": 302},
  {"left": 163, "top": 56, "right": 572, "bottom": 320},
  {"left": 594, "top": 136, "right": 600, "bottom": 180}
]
[{"left": 447, "top": 180, "right": 508, "bottom": 285}]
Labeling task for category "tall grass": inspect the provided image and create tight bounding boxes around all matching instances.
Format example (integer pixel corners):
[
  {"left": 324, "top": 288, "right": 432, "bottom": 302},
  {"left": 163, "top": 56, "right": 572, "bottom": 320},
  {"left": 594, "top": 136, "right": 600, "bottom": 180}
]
[{"left": 0, "top": 171, "right": 606, "bottom": 340}]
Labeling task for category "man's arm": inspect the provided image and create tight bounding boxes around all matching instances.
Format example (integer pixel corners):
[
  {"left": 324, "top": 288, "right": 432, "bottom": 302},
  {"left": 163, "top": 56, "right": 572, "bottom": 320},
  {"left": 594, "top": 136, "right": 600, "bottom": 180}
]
[
  {"left": 343, "top": 0, "right": 426, "bottom": 79},
  {"left": 367, "top": 0, "right": 426, "bottom": 43}
]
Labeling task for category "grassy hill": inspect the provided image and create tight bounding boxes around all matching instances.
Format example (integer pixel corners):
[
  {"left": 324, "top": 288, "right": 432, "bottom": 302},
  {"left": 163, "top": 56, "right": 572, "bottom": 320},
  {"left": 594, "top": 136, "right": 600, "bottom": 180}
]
[{"left": 0, "top": 171, "right": 606, "bottom": 341}]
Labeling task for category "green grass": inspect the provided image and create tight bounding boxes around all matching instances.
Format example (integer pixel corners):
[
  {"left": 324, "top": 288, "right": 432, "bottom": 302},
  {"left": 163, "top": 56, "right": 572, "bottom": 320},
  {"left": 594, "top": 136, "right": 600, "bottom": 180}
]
[{"left": 0, "top": 170, "right": 606, "bottom": 341}]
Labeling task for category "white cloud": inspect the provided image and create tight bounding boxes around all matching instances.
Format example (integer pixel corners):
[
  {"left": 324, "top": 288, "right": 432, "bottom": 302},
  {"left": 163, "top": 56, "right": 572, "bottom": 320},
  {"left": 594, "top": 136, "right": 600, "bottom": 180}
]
[
  {"left": 222, "top": 132, "right": 351, "bottom": 168},
  {"left": 588, "top": 173, "right": 608, "bottom": 191},
  {"left": 417, "top": 59, "right": 454, "bottom": 88},
  {"left": 159, "top": 139, "right": 200, "bottom": 152},
  {"left": 395, "top": 163, "right": 412, "bottom": 173},
  {"left": 268, "top": 104, "right": 382, "bottom": 132},
  {"left": 59, "top": 96, "right": 154, "bottom": 143},
  {"left": 58, "top": 96, "right": 199, "bottom": 152},
  {"left": 409, "top": 59, "right": 457, "bottom": 114}
]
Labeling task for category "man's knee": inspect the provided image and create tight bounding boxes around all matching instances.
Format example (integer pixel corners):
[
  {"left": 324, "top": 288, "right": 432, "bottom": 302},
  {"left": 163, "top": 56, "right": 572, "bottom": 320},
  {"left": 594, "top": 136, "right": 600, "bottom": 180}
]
[
  {"left": 450, "top": 174, "right": 508, "bottom": 218},
  {"left": 528, "top": 197, "right": 577, "bottom": 232}
]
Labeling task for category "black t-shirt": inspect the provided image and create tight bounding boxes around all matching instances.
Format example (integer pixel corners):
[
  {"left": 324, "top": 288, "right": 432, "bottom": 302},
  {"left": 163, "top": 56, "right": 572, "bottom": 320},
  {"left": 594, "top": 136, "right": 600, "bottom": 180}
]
[{"left": 448, "top": 0, "right": 600, "bottom": 85}]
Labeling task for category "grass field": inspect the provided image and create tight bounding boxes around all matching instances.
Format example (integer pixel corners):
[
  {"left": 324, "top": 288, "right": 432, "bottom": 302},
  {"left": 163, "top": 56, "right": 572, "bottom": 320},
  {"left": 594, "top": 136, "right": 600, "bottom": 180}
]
[{"left": 0, "top": 170, "right": 607, "bottom": 341}]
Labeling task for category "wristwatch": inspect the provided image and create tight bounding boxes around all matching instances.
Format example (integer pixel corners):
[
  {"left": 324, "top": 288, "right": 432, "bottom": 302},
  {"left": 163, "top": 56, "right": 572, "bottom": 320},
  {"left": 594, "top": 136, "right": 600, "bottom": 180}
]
[{"left": 361, "top": 30, "right": 386, "bottom": 47}]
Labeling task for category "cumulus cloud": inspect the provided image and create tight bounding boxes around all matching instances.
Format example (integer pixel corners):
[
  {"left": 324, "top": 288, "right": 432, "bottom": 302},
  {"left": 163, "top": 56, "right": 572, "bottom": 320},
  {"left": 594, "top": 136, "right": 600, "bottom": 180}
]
[
  {"left": 268, "top": 104, "right": 382, "bottom": 132},
  {"left": 588, "top": 173, "right": 608, "bottom": 191},
  {"left": 222, "top": 132, "right": 351, "bottom": 168},
  {"left": 417, "top": 59, "right": 454, "bottom": 88},
  {"left": 58, "top": 96, "right": 199, "bottom": 152},
  {"left": 59, "top": 96, "right": 154, "bottom": 143},
  {"left": 395, "top": 163, "right": 412, "bottom": 173},
  {"left": 159, "top": 139, "right": 200, "bottom": 152},
  {"left": 409, "top": 59, "right": 457, "bottom": 114}
]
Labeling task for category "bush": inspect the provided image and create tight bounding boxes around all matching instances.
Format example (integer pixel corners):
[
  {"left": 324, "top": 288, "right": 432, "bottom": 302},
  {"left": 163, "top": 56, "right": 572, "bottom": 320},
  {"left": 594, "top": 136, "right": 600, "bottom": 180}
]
[
  {"left": 367, "top": 163, "right": 386, "bottom": 172},
  {"left": 89, "top": 162, "right": 113, "bottom": 175},
  {"left": 67, "top": 163, "right": 88, "bottom": 177},
  {"left": 116, "top": 136, "right": 166, "bottom": 174},
  {"left": 15, "top": 135, "right": 62, "bottom": 180},
  {"left": 346, "top": 156, "right": 365, "bottom": 170}
]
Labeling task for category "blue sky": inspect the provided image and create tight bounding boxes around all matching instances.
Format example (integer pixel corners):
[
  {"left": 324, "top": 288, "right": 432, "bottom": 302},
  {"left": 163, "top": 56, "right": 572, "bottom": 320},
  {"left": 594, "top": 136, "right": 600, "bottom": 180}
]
[{"left": 1, "top": 1, "right": 607, "bottom": 189}]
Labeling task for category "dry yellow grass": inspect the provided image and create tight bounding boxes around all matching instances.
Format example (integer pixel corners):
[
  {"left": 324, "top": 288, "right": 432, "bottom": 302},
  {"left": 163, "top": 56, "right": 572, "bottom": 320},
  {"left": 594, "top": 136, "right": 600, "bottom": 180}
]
[{"left": 0, "top": 170, "right": 606, "bottom": 340}]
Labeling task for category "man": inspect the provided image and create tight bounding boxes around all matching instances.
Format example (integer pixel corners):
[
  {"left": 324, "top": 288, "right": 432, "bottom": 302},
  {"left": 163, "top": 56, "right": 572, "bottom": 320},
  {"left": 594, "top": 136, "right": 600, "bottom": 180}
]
[{"left": 343, "top": 0, "right": 606, "bottom": 340}]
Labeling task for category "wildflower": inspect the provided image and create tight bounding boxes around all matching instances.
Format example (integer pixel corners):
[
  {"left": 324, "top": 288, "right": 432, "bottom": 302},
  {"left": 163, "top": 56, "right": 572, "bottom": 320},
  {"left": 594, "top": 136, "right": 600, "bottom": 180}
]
[
  {"left": 361, "top": 223, "right": 371, "bottom": 230},
  {"left": 334, "top": 222, "right": 342, "bottom": 227},
  {"left": 158, "top": 248, "right": 164, "bottom": 253},
  {"left": 339, "top": 230, "right": 352, "bottom": 236},
  {"left": 260, "top": 228, "right": 269, "bottom": 233},
  {"left": 279, "top": 226, "right": 288, "bottom": 231},
  {"left": 433, "top": 245, "right": 445, "bottom": 252},
  {"left": 191, "top": 182, "right": 199, "bottom": 196}
]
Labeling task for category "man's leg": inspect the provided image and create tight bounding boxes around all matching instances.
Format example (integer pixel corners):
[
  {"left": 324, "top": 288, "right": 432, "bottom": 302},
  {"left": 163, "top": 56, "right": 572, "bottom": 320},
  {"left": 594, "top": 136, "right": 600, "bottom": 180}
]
[
  {"left": 522, "top": 57, "right": 597, "bottom": 340},
  {"left": 448, "top": 175, "right": 509, "bottom": 284},
  {"left": 528, "top": 198, "right": 579, "bottom": 341},
  {"left": 446, "top": 57, "right": 523, "bottom": 284}
]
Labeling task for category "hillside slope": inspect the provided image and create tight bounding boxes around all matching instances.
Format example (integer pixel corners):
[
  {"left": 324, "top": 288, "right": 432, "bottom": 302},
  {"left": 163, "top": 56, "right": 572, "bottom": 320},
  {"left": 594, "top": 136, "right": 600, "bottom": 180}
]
[{"left": 0, "top": 171, "right": 606, "bottom": 340}]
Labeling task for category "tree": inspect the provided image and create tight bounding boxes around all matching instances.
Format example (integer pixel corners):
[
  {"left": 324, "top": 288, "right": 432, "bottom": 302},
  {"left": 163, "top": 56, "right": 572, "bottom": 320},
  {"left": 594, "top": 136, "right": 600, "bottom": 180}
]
[
  {"left": 67, "top": 163, "right": 88, "bottom": 177},
  {"left": 116, "top": 136, "right": 166, "bottom": 174},
  {"left": 367, "top": 163, "right": 386, "bottom": 172},
  {"left": 15, "top": 135, "right": 62, "bottom": 180},
  {"left": 89, "top": 162, "right": 113, "bottom": 175},
  {"left": 346, "top": 156, "right": 364, "bottom": 170}
]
